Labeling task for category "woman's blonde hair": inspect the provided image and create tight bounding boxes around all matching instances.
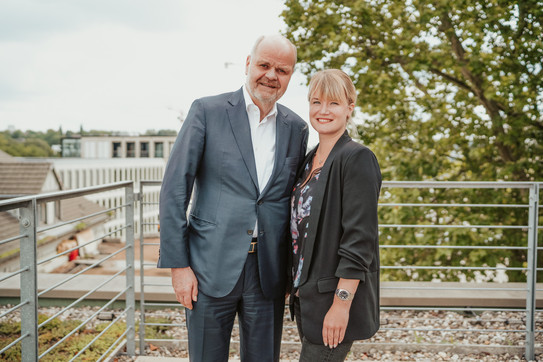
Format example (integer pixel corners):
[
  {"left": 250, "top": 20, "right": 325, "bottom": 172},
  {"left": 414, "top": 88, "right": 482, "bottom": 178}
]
[{"left": 307, "top": 69, "right": 357, "bottom": 106}]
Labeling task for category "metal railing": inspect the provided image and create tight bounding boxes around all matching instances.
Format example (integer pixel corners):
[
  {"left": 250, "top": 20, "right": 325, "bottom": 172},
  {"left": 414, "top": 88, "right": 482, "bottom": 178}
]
[
  {"left": 137, "top": 181, "right": 542, "bottom": 360},
  {"left": 0, "top": 180, "right": 540, "bottom": 360},
  {"left": 137, "top": 181, "right": 166, "bottom": 355},
  {"left": 0, "top": 182, "right": 136, "bottom": 361},
  {"left": 377, "top": 181, "right": 541, "bottom": 360}
]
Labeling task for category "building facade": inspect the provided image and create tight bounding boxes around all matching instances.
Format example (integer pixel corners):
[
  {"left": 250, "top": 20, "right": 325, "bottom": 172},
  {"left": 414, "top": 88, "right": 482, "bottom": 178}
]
[
  {"left": 61, "top": 135, "right": 176, "bottom": 160},
  {"left": 50, "top": 158, "right": 165, "bottom": 239}
]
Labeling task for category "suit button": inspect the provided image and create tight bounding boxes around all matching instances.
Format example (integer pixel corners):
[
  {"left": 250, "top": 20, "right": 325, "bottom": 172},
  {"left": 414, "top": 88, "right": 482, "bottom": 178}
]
[
  {"left": 247, "top": 229, "right": 253, "bottom": 235},
  {"left": 257, "top": 200, "right": 263, "bottom": 205}
]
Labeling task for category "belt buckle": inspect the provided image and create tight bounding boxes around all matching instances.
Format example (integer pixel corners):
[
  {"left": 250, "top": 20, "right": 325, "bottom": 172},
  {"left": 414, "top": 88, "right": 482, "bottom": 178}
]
[{"left": 248, "top": 241, "right": 257, "bottom": 253}]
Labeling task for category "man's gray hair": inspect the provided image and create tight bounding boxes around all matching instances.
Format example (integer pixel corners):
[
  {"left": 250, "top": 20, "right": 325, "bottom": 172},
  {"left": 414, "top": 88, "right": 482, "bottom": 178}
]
[{"left": 250, "top": 35, "right": 297, "bottom": 64}]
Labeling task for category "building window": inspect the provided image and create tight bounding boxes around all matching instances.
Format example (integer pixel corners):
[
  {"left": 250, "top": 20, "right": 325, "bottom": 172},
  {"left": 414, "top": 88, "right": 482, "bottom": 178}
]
[
  {"left": 140, "top": 142, "right": 149, "bottom": 157},
  {"left": 61, "top": 138, "right": 81, "bottom": 157},
  {"left": 154, "top": 142, "right": 164, "bottom": 158},
  {"left": 113, "top": 142, "right": 122, "bottom": 158},
  {"left": 126, "top": 142, "right": 136, "bottom": 158}
]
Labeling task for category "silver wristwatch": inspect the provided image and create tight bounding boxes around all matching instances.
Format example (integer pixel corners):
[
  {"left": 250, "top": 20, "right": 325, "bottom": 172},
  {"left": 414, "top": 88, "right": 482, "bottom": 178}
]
[{"left": 335, "top": 288, "right": 354, "bottom": 301}]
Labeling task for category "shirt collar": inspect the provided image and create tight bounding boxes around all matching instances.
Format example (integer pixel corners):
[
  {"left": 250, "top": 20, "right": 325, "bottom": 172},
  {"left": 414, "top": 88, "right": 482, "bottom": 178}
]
[{"left": 242, "top": 85, "right": 277, "bottom": 122}]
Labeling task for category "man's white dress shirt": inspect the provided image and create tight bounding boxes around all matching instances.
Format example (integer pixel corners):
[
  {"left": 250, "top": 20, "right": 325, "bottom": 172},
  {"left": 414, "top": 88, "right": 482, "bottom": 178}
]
[{"left": 243, "top": 85, "right": 277, "bottom": 237}]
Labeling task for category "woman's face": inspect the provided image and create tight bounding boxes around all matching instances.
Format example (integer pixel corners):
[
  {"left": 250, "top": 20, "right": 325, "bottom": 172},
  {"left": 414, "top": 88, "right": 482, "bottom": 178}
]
[{"left": 309, "top": 94, "right": 354, "bottom": 138}]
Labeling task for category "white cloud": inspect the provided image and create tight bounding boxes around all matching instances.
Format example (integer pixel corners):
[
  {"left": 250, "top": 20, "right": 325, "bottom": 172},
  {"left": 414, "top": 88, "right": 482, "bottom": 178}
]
[{"left": 0, "top": 0, "right": 312, "bottom": 136}]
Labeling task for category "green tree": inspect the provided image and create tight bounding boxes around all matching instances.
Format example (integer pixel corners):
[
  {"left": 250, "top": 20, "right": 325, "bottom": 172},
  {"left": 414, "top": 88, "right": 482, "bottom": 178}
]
[
  {"left": 282, "top": 0, "right": 542, "bottom": 282},
  {"left": 0, "top": 132, "right": 56, "bottom": 157},
  {"left": 43, "top": 129, "right": 62, "bottom": 146}
]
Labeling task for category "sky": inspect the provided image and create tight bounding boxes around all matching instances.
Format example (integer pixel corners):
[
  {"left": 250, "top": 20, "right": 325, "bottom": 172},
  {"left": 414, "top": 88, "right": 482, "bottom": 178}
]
[{"left": 0, "top": 0, "right": 311, "bottom": 136}]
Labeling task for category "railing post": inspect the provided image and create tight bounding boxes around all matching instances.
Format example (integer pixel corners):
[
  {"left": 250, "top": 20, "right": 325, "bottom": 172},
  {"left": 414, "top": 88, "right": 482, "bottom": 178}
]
[
  {"left": 525, "top": 183, "right": 539, "bottom": 361},
  {"left": 125, "top": 184, "right": 136, "bottom": 356},
  {"left": 19, "top": 199, "right": 38, "bottom": 362},
  {"left": 139, "top": 183, "right": 146, "bottom": 355}
]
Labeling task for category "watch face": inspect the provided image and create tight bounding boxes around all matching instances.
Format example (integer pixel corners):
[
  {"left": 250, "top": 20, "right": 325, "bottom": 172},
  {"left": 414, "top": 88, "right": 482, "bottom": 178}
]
[{"left": 337, "top": 289, "right": 350, "bottom": 300}]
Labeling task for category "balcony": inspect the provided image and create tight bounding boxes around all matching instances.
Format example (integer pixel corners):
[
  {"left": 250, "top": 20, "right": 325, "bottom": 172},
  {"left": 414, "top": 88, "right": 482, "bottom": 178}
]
[{"left": 0, "top": 181, "right": 541, "bottom": 360}]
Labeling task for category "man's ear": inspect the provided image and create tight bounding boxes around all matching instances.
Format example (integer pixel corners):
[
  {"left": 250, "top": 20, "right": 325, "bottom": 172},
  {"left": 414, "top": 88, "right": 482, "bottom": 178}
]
[{"left": 245, "top": 55, "right": 251, "bottom": 75}]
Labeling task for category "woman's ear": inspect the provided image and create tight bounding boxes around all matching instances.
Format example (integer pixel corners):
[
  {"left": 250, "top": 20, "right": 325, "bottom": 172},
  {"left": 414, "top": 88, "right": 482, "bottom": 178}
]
[{"left": 346, "top": 103, "right": 355, "bottom": 121}]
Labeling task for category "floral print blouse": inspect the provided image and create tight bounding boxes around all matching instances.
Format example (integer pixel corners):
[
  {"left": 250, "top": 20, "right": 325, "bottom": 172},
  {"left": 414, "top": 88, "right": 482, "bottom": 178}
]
[{"left": 290, "top": 161, "right": 322, "bottom": 289}]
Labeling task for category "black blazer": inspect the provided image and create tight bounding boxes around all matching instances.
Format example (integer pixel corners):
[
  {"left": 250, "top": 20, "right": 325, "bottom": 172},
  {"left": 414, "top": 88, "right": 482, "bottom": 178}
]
[{"left": 292, "top": 131, "right": 381, "bottom": 344}]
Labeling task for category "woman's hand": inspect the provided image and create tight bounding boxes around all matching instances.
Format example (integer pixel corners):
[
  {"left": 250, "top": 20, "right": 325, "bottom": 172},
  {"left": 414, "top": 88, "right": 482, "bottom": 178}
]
[{"left": 322, "top": 301, "right": 350, "bottom": 348}]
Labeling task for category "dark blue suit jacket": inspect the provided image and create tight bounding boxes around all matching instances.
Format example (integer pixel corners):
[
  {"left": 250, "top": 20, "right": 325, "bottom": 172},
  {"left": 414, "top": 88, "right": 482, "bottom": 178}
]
[{"left": 158, "top": 88, "right": 308, "bottom": 299}]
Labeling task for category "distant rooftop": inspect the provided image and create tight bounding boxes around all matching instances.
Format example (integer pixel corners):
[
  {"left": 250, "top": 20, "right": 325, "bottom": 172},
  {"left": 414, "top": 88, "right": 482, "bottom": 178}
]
[
  {"left": 0, "top": 149, "right": 13, "bottom": 159},
  {"left": 0, "top": 161, "right": 53, "bottom": 195},
  {"left": 0, "top": 161, "right": 107, "bottom": 244}
]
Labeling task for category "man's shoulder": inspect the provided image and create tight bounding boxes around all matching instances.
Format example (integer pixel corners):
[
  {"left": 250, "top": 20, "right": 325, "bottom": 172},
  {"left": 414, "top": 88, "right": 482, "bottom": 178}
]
[
  {"left": 277, "top": 103, "right": 306, "bottom": 128},
  {"left": 195, "top": 89, "right": 241, "bottom": 107}
]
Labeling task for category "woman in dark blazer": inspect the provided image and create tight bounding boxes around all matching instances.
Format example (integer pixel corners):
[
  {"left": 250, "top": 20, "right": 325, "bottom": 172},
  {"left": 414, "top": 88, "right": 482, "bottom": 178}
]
[{"left": 290, "top": 69, "right": 381, "bottom": 361}]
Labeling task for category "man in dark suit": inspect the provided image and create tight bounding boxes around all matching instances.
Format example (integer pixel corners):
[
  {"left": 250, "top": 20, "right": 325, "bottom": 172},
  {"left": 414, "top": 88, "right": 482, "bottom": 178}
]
[{"left": 158, "top": 34, "right": 308, "bottom": 361}]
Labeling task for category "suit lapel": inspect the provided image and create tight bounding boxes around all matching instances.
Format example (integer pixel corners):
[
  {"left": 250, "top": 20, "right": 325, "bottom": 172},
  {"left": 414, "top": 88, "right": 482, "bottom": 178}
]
[
  {"left": 258, "top": 109, "right": 291, "bottom": 199},
  {"left": 226, "top": 89, "right": 259, "bottom": 191},
  {"left": 298, "top": 131, "right": 351, "bottom": 286}
]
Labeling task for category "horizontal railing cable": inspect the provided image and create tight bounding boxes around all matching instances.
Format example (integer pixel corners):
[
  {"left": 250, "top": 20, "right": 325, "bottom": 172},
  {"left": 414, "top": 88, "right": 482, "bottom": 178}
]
[
  {"left": 142, "top": 302, "right": 182, "bottom": 308},
  {"left": 143, "top": 283, "right": 171, "bottom": 287},
  {"left": 37, "top": 205, "right": 124, "bottom": 233},
  {"left": 0, "top": 332, "right": 29, "bottom": 355},
  {"left": 380, "top": 224, "right": 527, "bottom": 229},
  {"left": 382, "top": 316, "right": 525, "bottom": 324},
  {"left": 381, "top": 244, "right": 527, "bottom": 250},
  {"left": 0, "top": 181, "right": 133, "bottom": 211},
  {"left": 0, "top": 301, "right": 28, "bottom": 319},
  {"left": 381, "top": 306, "right": 528, "bottom": 312},
  {"left": 381, "top": 181, "right": 534, "bottom": 189},
  {"left": 0, "top": 267, "right": 29, "bottom": 283},
  {"left": 379, "top": 327, "right": 525, "bottom": 333},
  {"left": 143, "top": 322, "right": 184, "bottom": 328},
  {"left": 381, "top": 265, "right": 526, "bottom": 271},
  {"left": 381, "top": 286, "right": 527, "bottom": 291},
  {"left": 380, "top": 202, "right": 528, "bottom": 208},
  {"left": 0, "top": 234, "right": 25, "bottom": 246}
]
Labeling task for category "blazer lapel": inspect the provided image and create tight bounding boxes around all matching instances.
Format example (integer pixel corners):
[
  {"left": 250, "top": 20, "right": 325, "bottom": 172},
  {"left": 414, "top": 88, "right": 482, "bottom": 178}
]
[
  {"left": 258, "top": 109, "right": 291, "bottom": 199},
  {"left": 226, "top": 89, "right": 259, "bottom": 191},
  {"left": 298, "top": 131, "right": 352, "bottom": 286}
]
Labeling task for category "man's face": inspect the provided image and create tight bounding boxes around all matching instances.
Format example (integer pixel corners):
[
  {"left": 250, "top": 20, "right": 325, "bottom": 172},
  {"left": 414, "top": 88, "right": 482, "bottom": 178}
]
[{"left": 245, "top": 39, "right": 296, "bottom": 109}]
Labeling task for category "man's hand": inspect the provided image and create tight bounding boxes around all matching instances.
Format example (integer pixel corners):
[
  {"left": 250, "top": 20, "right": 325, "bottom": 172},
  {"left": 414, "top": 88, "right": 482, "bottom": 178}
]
[{"left": 171, "top": 267, "right": 198, "bottom": 310}]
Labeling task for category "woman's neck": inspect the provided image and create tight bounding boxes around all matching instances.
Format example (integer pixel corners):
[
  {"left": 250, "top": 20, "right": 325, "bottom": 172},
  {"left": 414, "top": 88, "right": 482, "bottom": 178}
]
[
  {"left": 315, "top": 132, "right": 343, "bottom": 166},
  {"left": 318, "top": 133, "right": 342, "bottom": 155}
]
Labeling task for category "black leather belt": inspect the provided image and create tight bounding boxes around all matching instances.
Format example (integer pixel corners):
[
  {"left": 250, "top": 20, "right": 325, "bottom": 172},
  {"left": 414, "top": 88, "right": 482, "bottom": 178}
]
[{"left": 248, "top": 238, "right": 257, "bottom": 253}]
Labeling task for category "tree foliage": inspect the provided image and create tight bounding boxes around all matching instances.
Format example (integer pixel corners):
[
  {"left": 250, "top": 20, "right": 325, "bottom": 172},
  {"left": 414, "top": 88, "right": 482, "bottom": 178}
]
[
  {"left": 0, "top": 131, "right": 57, "bottom": 157},
  {"left": 282, "top": 0, "right": 542, "bottom": 282}
]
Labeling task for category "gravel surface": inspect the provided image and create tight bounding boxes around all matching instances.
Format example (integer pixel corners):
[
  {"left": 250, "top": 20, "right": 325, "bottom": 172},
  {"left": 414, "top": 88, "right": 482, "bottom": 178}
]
[{"left": 2, "top": 305, "right": 541, "bottom": 361}]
